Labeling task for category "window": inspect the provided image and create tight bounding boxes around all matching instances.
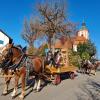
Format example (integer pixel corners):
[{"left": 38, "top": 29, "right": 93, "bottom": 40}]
[{"left": 0, "top": 40, "right": 4, "bottom": 44}]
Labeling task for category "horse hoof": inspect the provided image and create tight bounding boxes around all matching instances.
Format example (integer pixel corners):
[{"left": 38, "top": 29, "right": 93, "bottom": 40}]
[
  {"left": 36, "top": 89, "right": 41, "bottom": 92},
  {"left": 19, "top": 95, "right": 24, "bottom": 100},
  {"left": 32, "top": 88, "right": 36, "bottom": 91},
  {"left": 30, "top": 88, "right": 33, "bottom": 91},
  {"left": 94, "top": 73, "right": 96, "bottom": 75},
  {"left": 11, "top": 96, "right": 15, "bottom": 99},
  {"left": 34, "top": 91, "right": 37, "bottom": 93},
  {"left": 89, "top": 74, "right": 91, "bottom": 76},
  {"left": 33, "top": 89, "right": 40, "bottom": 93},
  {"left": 2, "top": 91, "right": 8, "bottom": 96},
  {"left": 1, "top": 93, "right": 7, "bottom": 96},
  {"left": 18, "top": 97, "right": 24, "bottom": 100},
  {"left": 11, "top": 91, "right": 17, "bottom": 98},
  {"left": 32, "top": 88, "right": 41, "bottom": 92}
]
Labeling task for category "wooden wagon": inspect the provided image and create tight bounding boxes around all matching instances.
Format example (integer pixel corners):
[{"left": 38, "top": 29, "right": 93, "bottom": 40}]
[{"left": 44, "top": 65, "right": 78, "bottom": 85}]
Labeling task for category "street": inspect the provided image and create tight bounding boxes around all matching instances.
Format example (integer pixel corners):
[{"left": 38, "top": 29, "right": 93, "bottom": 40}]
[{"left": 0, "top": 71, "right": 100, "bottom": 100}]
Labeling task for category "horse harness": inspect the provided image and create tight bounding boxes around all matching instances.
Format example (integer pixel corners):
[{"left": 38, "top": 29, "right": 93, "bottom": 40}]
[{"left": 1, "top": 46, "right": 46, "bottom": 81}]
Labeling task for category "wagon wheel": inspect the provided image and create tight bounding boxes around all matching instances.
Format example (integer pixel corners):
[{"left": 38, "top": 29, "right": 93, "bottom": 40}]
[
  {"left": 69, "top": 72, "right": 75, "bottom": 80},
  {"left": 52, "top": 74, "right": 61, "bottom": 85}
]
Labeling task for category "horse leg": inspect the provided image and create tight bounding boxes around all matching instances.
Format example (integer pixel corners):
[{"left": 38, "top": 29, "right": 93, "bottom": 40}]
[
  {"left": 86, "top": 68, "right": 88, "bottom": 74},
  {"left": 94, "top": 70, "right": 96, "bottom": 75},
  {"left": 36, "top": 79, "right": 41, "bottom": 92},
  {"left": 82, "top": 68, "right": 84, "bottom": 74},
  {"left": 2, "top": 77, "right": 11, "bottom": 95},
  {"left": 11, "top": 73, "right": 19, "bottom": 97},
  {"left": 33, "top": 78, "right": 38, "bottom": 91},
  {"left": 80, "top": 68, "right": 84, "bottom": 74},
  {"left": 92, "top": 67, "right": 97, "bottom": 75},
  {"left": 82, "top": 68, "right": 85, "bottom": 74},
  {"left": 2, "top": 70, "right": 12, "bottom": 95},
  {"left": 90, "top": 69, "right": 93, "bottom": 74},
  {"left": 92, "top": 69, "right": 96, "bottom": 75},
  {"left": 79, "top": 67, "right": 82, "bottom": 73},
  {"left": 88, "top": 69, "right": 91, "bottom": 75},
  {"left": 19, "top": 73, "right": 26, "bottom": 99}
]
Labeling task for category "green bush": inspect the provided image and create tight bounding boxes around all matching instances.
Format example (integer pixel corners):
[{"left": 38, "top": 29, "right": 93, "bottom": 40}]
[
  {"left": 68, "top": 49, "right": 81, "bottom": 68},
  {"left": 81, "top": 52, "right": 90, "bottom": 60},
  {"left": 77, "top": 40, "right": 96, "bottom": 57}
]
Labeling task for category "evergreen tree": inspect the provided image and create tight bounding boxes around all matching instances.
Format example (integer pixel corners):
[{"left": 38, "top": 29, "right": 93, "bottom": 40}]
[{"left": 77, "top": 40, "right": 96, "bottom": 59}]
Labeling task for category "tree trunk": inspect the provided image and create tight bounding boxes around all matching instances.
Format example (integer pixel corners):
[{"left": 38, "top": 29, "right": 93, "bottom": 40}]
[{"left": 48, "top": 37, "right": 52, "bottom": 50}]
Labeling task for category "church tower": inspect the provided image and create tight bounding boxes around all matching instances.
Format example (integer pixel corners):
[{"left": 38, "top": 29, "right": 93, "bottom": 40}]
[
  {"left": 73, "top": 21, "right": 89, "bottom": 52},
  {"left": 77, "top": 21, "right": 89, "bottom": 40}
]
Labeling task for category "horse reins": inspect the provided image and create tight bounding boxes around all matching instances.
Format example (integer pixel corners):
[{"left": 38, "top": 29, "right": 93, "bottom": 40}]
[{"left": 8, "top": 54, "right": 27, "bottom": 70}]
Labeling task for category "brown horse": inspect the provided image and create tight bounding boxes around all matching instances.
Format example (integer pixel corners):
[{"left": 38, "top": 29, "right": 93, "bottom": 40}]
[
  {"left": 0, "top": 44, "right": 43, "bottom": 99},
  {"left": 81, "top": 60, "right": 100, "bottom": 75},
  {"left": 90, "top": 61, "right": 100, "bottom": 75}
]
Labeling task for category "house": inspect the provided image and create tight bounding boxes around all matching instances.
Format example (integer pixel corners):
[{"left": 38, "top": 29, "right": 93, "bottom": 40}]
[
  {"left": 0, "top": 29, "right": 12, "bottom": 53},
  {"left": 0, "top": 29, "right": 11, "bottom": 48}
]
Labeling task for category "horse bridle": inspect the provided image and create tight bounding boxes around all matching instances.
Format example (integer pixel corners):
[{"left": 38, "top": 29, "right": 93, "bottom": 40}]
[
  {"left": 6, "top": 47, "right": 27, "bottom": 71},
  {"left": 0, "top": 47, "right": 13, "bottom": 69}
]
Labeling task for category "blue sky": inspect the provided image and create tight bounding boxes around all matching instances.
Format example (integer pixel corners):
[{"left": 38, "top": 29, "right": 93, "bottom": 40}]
[{"left": 0, "top": 0, "right": 100, "bottom": 59}]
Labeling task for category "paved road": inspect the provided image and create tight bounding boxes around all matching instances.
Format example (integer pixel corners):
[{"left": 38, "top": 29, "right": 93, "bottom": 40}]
[{"left": 0, "top": 71, "right": 100, "bottom": 100}]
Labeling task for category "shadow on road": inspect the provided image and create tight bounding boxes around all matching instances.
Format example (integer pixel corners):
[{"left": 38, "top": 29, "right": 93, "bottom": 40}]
[{"left": 76, "top": 79, "right": 100, "bottom": 100}]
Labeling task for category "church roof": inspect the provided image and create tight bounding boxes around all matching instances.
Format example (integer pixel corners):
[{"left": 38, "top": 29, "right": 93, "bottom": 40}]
[
  {"left": 53, "top": 38, "right": 73, "bottom": 49},
  {"left": 75, "top": 36, "right": 87, "bottom": 41},
  {"left": 73, "top": 36, "right": 87, "bottom": 45},
  {"left": 80, "top": 22, "right": 88, "bottom": 31}
]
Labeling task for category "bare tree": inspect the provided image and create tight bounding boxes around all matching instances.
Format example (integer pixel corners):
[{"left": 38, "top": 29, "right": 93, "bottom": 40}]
[
  {"left": 37, "top": 0, "right": 76, "bottom": 49},
  {"left": 22, "top": 0, "right": 76, "bottom": 51},
  {"left": 59, "top": 22, "right": 77, "bottom": 47},
  {"left": 22, "top": 18, "right": 42, "bottom": 47}
]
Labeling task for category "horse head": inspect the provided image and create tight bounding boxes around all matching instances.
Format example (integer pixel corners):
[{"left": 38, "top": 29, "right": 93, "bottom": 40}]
[
  {"left": 94, "top": 61, "right": 100, "bottom": 70},
  {"left": 0, "top": 44, "right": 23, "bottom": 70},
  {"left": 0, "top": 43, "right": 13, "bottom": 67}
]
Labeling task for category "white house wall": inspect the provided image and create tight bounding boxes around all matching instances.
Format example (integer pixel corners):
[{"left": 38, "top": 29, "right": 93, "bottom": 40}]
[
  {"left": 0, "top": 31, "right": 9, "bottom": 47},
  {"left": 73, "top": 44, "right": 77, "bottom": 52}
]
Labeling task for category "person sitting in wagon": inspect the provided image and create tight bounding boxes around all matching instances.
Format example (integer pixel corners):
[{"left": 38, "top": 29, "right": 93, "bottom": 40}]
[
  {"left": 54, "top": 51, "right": 62, "bottom": 68},
  {"left": 45, "top": 50, "right": 54, "bottom": 67}
]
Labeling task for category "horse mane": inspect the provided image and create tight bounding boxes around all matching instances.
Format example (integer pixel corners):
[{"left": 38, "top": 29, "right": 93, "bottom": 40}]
[
  {"left": 12, "top": 46, "right": 23, "bottom": 54},
  {"left": 13, "top": 46, "right": 21, "bottom": 50}
]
